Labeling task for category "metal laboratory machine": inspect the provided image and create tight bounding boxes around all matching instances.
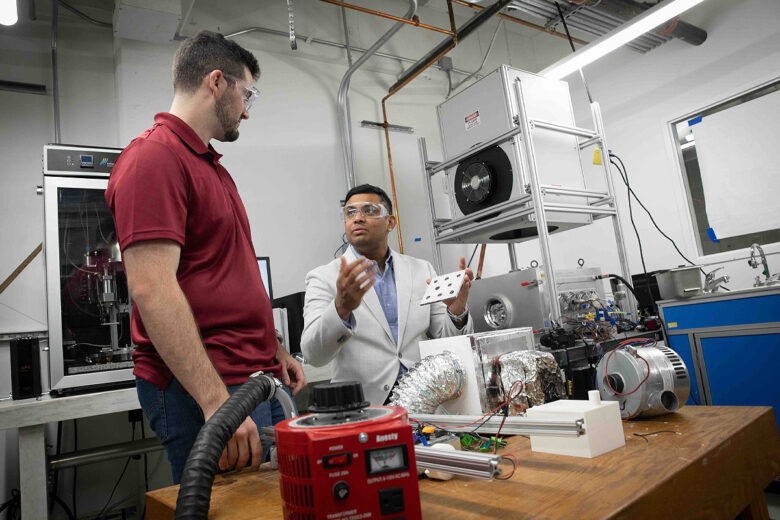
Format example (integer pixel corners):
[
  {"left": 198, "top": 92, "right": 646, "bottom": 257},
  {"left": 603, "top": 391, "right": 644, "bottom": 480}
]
[
  {"left": 419, "top": 65, "right": 637, "bottom": 324},
  {"left": 43, "top": 144, "right": 133, "bottom": 392}
]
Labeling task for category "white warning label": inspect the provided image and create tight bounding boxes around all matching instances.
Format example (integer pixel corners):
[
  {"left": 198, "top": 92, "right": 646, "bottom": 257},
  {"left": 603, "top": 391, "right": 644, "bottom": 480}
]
[{"left": 465, "top": 110, "right": 481, "bottom": 131}]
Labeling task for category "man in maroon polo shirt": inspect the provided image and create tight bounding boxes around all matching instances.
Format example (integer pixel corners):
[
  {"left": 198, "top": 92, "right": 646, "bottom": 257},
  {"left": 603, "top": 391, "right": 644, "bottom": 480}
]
[{"left": 105, "top": 31, "right": 305, "bottom": 483}]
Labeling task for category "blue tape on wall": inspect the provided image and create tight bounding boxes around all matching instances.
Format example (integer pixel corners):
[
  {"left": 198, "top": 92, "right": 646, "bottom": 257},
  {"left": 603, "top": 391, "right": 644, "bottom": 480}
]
[
  {"left": 707, "top": 227, "right": 721, "bottom": 242},
  {"left": 688, "top": 115, "right": 703, "bottom": 126},
  {"left": 414, "top": 237, "right": 422, "bottom": 242}
]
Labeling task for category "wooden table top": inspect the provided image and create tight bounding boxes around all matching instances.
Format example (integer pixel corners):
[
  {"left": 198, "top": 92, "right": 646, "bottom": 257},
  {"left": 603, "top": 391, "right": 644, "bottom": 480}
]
[{"left": 147, "top": 406, "right": 780, "bottom": 520}]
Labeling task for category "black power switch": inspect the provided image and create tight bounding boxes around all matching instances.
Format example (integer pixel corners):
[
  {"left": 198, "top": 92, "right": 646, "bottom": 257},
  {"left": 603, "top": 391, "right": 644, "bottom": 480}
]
[
  {"left": 378, "top": 487, "right": 404, "bottom": 515},
  {"left": 333, "top": 481, "right": 350, "bottom": 501}
]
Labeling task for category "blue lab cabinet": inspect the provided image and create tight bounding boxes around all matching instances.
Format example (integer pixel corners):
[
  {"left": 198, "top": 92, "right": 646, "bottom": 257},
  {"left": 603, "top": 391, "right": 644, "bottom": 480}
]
[{"left": 658, "top": 287, "right": 780, "bottom": 431}]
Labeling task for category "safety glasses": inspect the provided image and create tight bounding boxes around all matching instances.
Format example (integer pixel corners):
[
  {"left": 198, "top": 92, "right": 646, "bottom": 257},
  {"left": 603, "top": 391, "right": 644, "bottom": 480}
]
[
  {"left": 341, "top": 202, "right": 390, "bottom": 221},
  {"left": 224, "top": 74, "right": 260, "bottom": 111}
]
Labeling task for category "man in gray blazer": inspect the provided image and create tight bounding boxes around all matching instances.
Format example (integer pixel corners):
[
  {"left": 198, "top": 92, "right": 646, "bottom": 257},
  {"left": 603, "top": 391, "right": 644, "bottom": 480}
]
[{"left": 301, "top": 184, "right": 474, "bottom": 405}]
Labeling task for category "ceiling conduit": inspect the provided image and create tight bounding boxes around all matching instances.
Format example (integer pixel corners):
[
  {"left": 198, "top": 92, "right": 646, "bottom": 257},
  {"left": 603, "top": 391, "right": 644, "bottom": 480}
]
[{"left": 334, "top": 0, "right": 418, "bottom": 190}]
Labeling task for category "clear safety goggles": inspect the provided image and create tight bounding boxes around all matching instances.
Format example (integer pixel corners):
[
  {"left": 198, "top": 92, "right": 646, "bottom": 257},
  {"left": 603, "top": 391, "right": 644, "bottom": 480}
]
[
  {"left": 341, "top": 202, "right": 390, "bottom": 220},
  {"left": 225, "top": 74, "right": 260, "bottom": 111}
]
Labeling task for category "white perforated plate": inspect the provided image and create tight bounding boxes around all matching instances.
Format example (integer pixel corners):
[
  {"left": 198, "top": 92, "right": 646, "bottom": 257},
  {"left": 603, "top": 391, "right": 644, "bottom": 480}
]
[{"left": 419, "top": 270, "right": 467, "bottom": 306}]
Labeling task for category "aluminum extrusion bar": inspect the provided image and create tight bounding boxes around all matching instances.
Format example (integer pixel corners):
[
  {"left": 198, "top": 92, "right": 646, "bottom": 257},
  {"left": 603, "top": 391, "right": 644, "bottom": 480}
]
[
  {"left": 515, "top": 78, "right": 560, "bottom": 323},
  {"left": 419, "top": 138, "right": 443, "bottom": 271},
  {"left": 414, "top": 445, "right": 502, "bottom": 480},
  {"left": 530, "top": 119, "right": 597, "bottom": 139},
  {"left": 434, "top": 194, "right": 533, "bottom": 231},
  {"left": 578, "top": 135, "right": 601, "bottom": 149},
  {"left": 428, "top": 124, "right": 524, "bottom": 175},
  {"left": 544, "top": 203, "right": 617, "bottom": 215},
  {"left": 540, "top": 185, "right": 609, "bottom": 198},
  {"left": 410, "top": 413, "right": 584, "bottom": 435},
  {"left": 436, "top": 206, "right": 537, "bottom": 244},
  {"left": 591, "top": 196, "right": 614, "bottom": 206},
  {"left": 508, "top": 243, "right": 518, "bottom": 271},
  {"left": 591, "top": 101, "right": 637, "bottom": 318}
]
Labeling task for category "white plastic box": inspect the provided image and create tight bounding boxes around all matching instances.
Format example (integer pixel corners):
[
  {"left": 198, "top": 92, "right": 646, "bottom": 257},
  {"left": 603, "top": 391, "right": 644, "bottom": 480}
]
[{"left": 525, "top": 390, "right": 625, "bottom": 458}]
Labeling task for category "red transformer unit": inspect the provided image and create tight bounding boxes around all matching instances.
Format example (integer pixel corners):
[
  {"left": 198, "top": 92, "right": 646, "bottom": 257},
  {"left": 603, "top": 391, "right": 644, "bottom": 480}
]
[{"left": 274, "top": 382, "right": 422, "bottom": 520}]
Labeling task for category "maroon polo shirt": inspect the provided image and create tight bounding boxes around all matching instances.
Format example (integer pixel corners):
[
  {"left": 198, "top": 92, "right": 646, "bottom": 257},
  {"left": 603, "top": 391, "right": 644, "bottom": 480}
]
[{"left": 106, "top": 112, "right": 280, "bottom": 390}]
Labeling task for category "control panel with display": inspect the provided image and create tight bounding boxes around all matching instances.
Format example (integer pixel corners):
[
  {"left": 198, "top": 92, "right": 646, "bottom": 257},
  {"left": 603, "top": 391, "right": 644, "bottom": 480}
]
[{"left": 44, "top": 144, "right": 121, "bottom": 177}]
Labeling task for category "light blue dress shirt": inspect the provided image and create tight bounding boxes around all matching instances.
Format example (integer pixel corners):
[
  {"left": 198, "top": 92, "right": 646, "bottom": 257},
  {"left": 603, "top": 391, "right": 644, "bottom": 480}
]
[{"left": 344, "top": 247, "right": 406, "bottom": 379}]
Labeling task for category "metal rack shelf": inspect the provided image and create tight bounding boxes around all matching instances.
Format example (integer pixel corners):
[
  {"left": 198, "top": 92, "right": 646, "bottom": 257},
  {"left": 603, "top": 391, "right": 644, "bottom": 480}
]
[{"left": 419, "top": 75, "right": 636, "bottom": 323}]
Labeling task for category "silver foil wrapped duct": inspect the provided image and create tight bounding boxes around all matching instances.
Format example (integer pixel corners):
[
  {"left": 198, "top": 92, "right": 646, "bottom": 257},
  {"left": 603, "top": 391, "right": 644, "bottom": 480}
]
[
  {"left": 389, "top": 351, "right": 464, "bottom": 414},
  {"left": 497, "top": 351, "right": 565, "bottom": 414}
]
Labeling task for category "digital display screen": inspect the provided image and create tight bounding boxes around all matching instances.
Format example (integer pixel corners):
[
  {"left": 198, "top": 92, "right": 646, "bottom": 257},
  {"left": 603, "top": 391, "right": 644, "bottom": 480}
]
[
  {"left": 79, "top": 155, "right": 94, "bottom": 168},
  {"left": 366, "top": 445, "right": 408, "bottom": 475}
]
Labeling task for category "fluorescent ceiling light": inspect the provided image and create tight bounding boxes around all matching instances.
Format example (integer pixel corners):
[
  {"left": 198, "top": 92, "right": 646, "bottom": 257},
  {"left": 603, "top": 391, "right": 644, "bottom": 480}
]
[
  {"left": 0, "top": 0, "right": 17, "bottom": 26},
  {"left": 540, "top": 0, "right": 708, "bottom": 80}
]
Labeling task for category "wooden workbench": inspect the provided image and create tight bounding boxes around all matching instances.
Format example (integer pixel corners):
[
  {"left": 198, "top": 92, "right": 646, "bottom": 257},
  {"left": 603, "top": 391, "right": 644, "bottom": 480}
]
[{"left": 146, "top": 406, "right": 780, "bottom": 519}]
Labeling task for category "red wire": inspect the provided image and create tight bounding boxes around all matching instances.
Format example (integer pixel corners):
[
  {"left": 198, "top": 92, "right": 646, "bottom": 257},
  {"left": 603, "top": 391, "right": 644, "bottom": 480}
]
[
  {"left": 495, "top": 454, "right": 518, "bottom": 480},
  {"left": 604, "top": 339, "right": 654, "bottom": 397},
  {"left": 494, "top": 413, "right": 508, "bottom": 454}
]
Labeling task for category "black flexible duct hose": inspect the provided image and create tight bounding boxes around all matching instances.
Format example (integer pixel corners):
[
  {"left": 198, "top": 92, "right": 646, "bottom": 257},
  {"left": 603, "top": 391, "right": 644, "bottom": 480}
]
[{"left": 174, "top": 373, "right": 277, "bottom": 520}]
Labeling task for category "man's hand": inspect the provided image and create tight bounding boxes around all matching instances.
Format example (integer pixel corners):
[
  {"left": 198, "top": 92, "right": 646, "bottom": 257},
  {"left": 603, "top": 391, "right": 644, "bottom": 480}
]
[
  {"left": 276, "top": 342, "right": 306, "bottom": 395},
  {"left": 205, "top": 406, "right": 263, "bottom": 473},
  {"left": 124, "top": 240, "right": 264, "bottom": 472},
  {"left": 334, "top": 256, "right": 376, "bottom": 321},
  {"left": 426, "top": 256, "right": 474, "bottom": 315}
]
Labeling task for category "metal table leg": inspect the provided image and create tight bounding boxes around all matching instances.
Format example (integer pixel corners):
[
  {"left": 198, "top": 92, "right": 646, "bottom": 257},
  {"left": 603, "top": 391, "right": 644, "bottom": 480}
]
[{"left": 18, "top": 424, "right": 48, "bottom": 519}]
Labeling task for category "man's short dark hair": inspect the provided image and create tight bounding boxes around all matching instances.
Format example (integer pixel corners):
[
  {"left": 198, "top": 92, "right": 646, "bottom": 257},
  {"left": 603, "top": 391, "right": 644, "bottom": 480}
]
[
  {"left": 343, "top": 184, "right": 393, "bottom": 214},
  {"left": 173, "top": 30, "right": 260, "bottom": 93}
]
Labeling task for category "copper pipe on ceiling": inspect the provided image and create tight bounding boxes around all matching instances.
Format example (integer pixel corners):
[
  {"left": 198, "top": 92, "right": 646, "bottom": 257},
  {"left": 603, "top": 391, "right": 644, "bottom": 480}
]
[
  {"left": 453, "top": 0, "right": 588, "bottom": 46},
  {"left": 320, "top": 0, "right": 455, "bottom": 36},
  {"left": 446, "top": 0, "right": 458, "bottom": 44},
  {"left": 381, "top": 39, "right": 457, "bottom": 253}
]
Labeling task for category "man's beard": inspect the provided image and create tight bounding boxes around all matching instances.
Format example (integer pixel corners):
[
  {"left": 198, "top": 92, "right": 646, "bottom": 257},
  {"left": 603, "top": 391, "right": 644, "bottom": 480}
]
[{"left": 215, "top": 96, "right": 240, "bottom": 142}]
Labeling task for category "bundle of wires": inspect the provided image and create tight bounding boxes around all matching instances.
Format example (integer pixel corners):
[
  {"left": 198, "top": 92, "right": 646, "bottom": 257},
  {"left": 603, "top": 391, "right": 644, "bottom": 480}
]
[{"left": 409, "top": 381, "right": 525, "bottom": 479}]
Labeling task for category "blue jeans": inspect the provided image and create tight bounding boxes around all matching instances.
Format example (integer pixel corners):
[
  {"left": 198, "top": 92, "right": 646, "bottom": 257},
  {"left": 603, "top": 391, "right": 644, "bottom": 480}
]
[{"left": 136, "top": 377, "right": 294, "bottom": 484}]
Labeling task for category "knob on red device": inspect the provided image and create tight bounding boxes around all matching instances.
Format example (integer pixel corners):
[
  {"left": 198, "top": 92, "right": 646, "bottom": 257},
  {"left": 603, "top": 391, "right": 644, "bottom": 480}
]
[{"left": 274, "top": 382, "right": 422, "bottom": 520}]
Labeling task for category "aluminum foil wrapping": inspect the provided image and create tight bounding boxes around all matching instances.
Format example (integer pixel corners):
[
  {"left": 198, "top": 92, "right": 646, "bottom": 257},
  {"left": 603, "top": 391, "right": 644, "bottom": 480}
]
[
  {"left": 388, "top": 351, "right": 464, "bottom": 414},
  {"left": 498, "top": 351, "right": 565, "bottom": 413}
]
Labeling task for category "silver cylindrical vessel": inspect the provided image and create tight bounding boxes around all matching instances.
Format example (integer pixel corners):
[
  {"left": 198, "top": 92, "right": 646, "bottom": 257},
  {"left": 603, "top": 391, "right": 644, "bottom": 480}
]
[{"left": 597, "top": 343, "right": 690, "bottom": 419}]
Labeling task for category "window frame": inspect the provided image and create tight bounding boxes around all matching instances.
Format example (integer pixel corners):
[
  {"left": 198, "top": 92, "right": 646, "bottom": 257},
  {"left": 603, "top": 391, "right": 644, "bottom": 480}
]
[{"left": 668, "top": 75, "right": 780, "bottom": 264}]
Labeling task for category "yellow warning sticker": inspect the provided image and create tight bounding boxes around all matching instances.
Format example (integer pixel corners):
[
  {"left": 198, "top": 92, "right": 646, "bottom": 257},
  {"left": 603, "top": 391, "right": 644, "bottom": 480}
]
[{"left": 668, "top": 322, "right": 678, "bottom": 328}]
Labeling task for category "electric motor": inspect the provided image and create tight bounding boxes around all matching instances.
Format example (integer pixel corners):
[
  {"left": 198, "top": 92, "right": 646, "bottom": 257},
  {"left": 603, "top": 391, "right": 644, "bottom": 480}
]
[{"left": 596, "top": 341, "right": 690, "bottom": 419}]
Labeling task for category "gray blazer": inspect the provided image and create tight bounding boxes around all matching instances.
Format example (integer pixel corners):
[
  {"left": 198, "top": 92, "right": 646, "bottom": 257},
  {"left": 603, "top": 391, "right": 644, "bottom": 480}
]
[{"left": 301, "top": 248, "right": 473, "bottom": 405}]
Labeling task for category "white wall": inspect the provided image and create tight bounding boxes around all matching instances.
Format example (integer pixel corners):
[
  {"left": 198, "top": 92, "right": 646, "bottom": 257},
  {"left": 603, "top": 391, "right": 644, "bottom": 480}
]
[{"left": 2, "top": 0, "right": 778, "bottom": 513}]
